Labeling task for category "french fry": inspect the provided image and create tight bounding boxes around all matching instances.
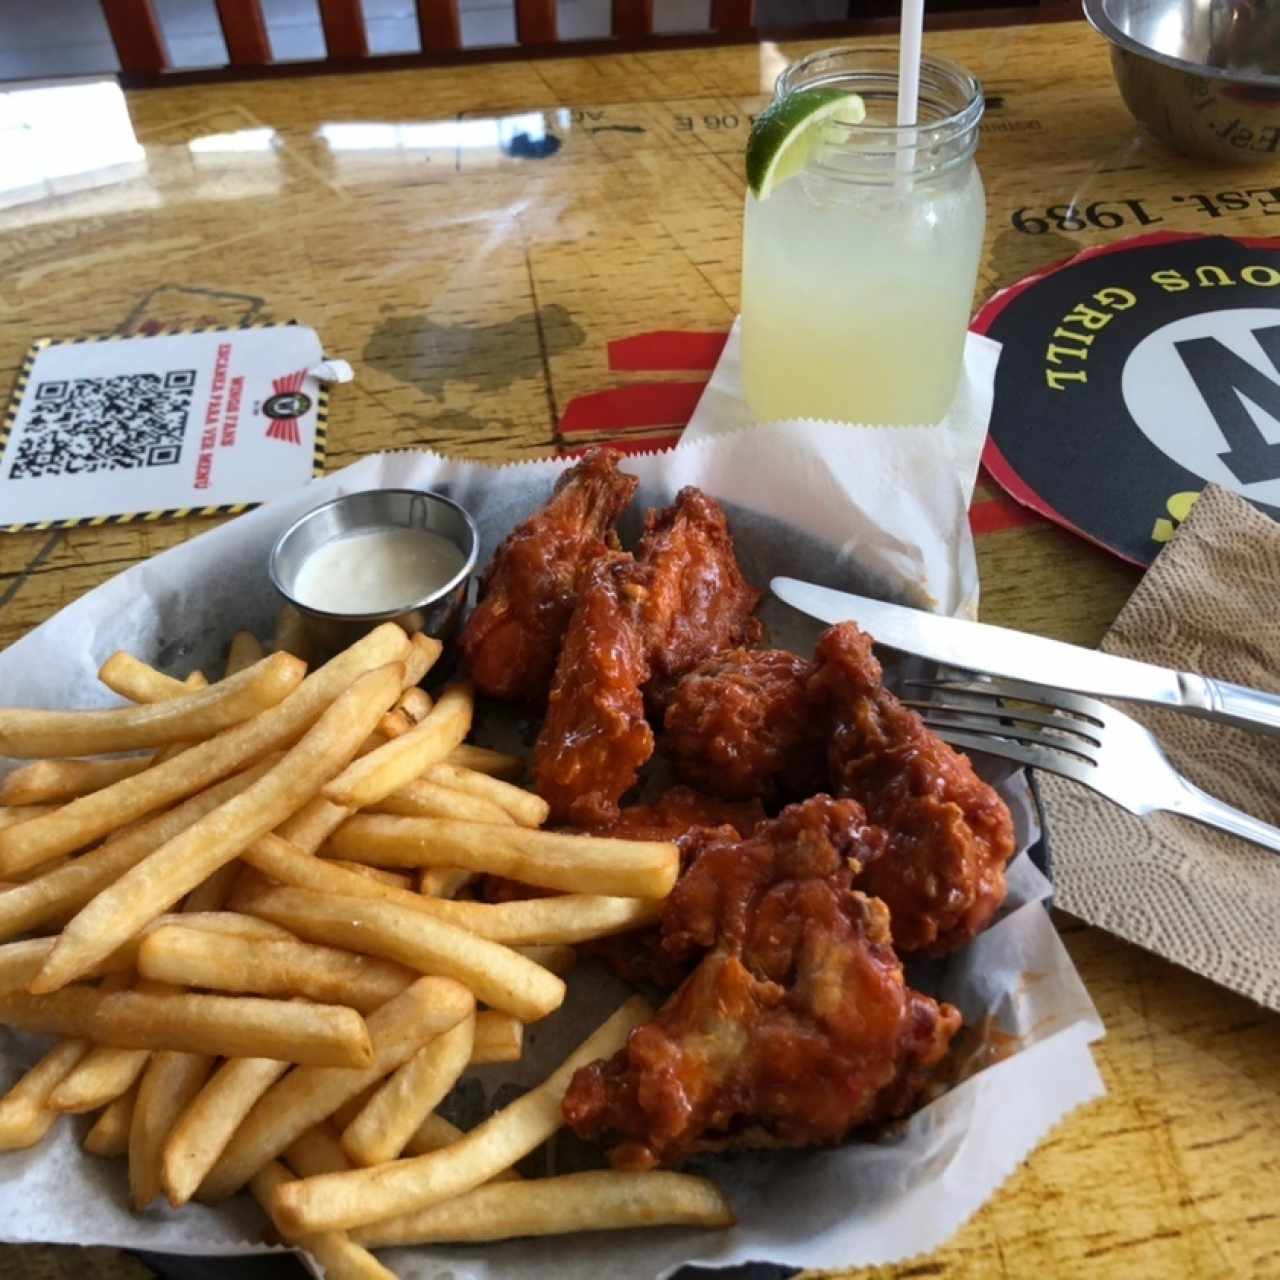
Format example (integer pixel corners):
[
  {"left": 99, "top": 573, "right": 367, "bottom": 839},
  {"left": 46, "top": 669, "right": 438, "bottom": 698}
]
[
  {"left": 272, "top": 997, "right": 653, "bottom": 1234},
  {"left": 0, "top": 652, "right": 306, "bottom": 759},
  {"left": 98, "top": 652, "right": 202, "bottom": 704},
  {"left": 225, "top": 630, "right": 264, "bottom": 678},
  {"left": 48, "top": 974, "right": 163, "bottom": 1116},
  {"left": 0, "top": 937, "right": 129, "bottom": 993},
  {"left": 403, "top": 1111, "right": 464, "bottom": 1155},
  {"left": 379, "top": 678, "right": 438, "bottom": 739},
  {"left": 83, "top": 1084, "right": 137, "bottom": 1157},
  {"left": 0, "top": 761, "right": 277, "bottom": 944},
  {"left": 0, "top": 806, "right": 56, "bottom": 832},
  {"left": 329, "top": 1087, "right": 378, "bottom": 1135},
  {"left": 418, "top": 867, "right": 475, "bottom": 899},
  {"left": 323, "top": 683, "right": 474, "bottom": 809},
  {"left": 0, "top": 987, "right": 373, "bottom": 1067},
  {"left": 199, "top": 976, "right": 474, "bottom": 1201},
  {"left": 331, "top": 862, "right": 414, "bottom": 891},
  {"left": 370, "top": 780, "right": 513, "bottom": 826},
  {"left": 341, "top": 1010, "right": 475, "bottom": 1167},
  {"left": 0, "top": 913, "right": 292, "bottom": 1010},
  {"left": 142, "top": 911, "right": 294, "bottom": 943},
  {"left": 50, "top": 1041, "right": 150, "bottom": 1115},
  {"left": 444, "top": 744, "right": 523, "bottom": 780},
  {"left": 182, "top": 860, "right": 242, "bottom": 914},
  {"left": 131, "top": 1050, "right": 213, "bottom": 1209},
  {"left": 397, "top": 1112, "right": 525, "bottom": 1178},
  {"left": 352, "top": 1170, "right": 735, "bottom": 1245},
  {"left": 0, "top": 624, "right": 409, "bottom": 873},
  {"left": 251, "top": 1160, "right": 396, "bottom": 1280},
  {"left": 421, "top": 763, "right": 549, "bottom": 828},
  {"left": 137, "top": 927, "right": 416, "bottom": 1014},
  {"left": 162, "top": 1056, "right": 290, "bottom": 1207},
  {"left": 379, "top": 709, "right": 415, "bottom": 740},
  {"left": 286, "top": 1123, "right": 352, "bottom": 1175},
  {"left": 399, "top": 633, "right": 443, "bottom": 691},
  {"left": 513, "top": 944, "right": 578, "bottom": 977},
  {"left": 274, "top": 604, "right": 312, "bottom": 664},
  {"left": 471, "top": 1011, "right": 523, "bottom": 1065},
  {"left": 397, "top": 686, "right": 433, "bottom": 722},
  {"left": 277, "top": 797, "right": 353, "bottom": 855},
  {"left": 33, "top": 663, "right": 404, "bottom": 992},
  {"left": 7, "top": 857, "right": 71, "bottom": 887},
  {"left": 240, "top": 836, "right": 660, "bottom": 943},
  {"left": 326, "top": 817, "right": 679, "bottom": 900},
  {"left": 0, "top": 1039, "right": 88, "bottom": 1150},
  {"left": 239, "top": 885, "right": 565, "bottom": 1022},
  {"left": 0, "top": 758, "right": 154, "bottom": 806}
]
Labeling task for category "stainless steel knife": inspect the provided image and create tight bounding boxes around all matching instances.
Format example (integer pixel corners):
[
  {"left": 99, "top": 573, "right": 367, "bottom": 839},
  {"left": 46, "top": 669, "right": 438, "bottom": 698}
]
[{"left": 771, "top": 576, "right": 1280, "bottom": 739}]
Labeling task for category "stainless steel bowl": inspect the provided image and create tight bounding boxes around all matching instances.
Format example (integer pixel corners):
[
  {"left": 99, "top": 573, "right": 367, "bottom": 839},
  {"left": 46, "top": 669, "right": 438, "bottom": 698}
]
[
  {"left": 269, "top": 488, "right": 479, "bottom": 657},
  {"left": 1084, "top": 0, "right": 1280, "bottom": 164}
]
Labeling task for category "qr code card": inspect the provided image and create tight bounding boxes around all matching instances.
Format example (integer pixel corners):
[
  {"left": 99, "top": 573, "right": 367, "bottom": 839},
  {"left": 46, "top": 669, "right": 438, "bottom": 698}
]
[{"left": 0, "top": 324, "right": 338, "bottom": 532}]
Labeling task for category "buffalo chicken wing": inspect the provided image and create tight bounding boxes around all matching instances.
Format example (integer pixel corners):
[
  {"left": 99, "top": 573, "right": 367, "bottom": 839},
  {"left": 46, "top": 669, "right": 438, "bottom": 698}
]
[
  {"left": 562, "top": 796, "right": 961, "bottom": 1168},
  {"left": 531, "top": 552, "right": 654, "bottom": 827},
  {"left": 811, "top": 622, "right": 1016, "bottom": 956},
  {"left": 631, "top": 488, "right": 763, "bottom": 712},
  {"left": 663, "top": 648, "right": 825, "bottom": 802},
  {"left": 532, "top": 486, "right": 764, "bottom": 825},
  {"left": 460, "top": 448, "right": 638, "bottom": 704}
]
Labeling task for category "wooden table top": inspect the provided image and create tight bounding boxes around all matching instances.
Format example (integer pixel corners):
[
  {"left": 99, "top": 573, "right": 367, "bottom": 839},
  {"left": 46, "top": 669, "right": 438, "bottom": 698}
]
[{"left": 1, "top": 19, "right": 1279, "bottom": 1280}]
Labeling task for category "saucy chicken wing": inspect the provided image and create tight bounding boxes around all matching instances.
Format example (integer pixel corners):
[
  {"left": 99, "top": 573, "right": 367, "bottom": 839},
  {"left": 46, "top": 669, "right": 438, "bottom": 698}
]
[
  {"left": 663, "top": 648, "right": 826, "bottom": 802},
  {"left": 531, "top": 552, "right": 654, "bottom": 827},
  {"left": 630, "top": 488, "right": 763, "bottom": 712},
  {"left": 531, "top": 487, "right": 762, "bottom": 824},
  {"left": 581, "top": 787, "right": 765, "bottom": 990},
  {"left": 563, "top": 796, "right": 961, "bottom": 1169},
  {"left": 595, "top": 786, "right": 765, "bottom": 845},
  {"left": 460, "top": 448, "right": 638, "bottom": 705},
  {"left": 811, "top": 621, "right": 1016, "bottom": 956}
]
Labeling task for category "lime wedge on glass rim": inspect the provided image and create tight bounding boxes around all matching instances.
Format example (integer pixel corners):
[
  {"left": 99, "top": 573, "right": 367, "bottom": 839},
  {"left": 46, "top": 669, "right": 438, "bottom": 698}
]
[{"left": 746, "top": 88, "right": 866, "bottom": 200}]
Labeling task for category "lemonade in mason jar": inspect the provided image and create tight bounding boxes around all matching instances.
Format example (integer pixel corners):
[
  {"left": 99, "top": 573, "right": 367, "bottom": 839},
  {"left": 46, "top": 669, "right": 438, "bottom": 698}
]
[{"left": 741, "top": 48, "right": 986, "bottom": 426}]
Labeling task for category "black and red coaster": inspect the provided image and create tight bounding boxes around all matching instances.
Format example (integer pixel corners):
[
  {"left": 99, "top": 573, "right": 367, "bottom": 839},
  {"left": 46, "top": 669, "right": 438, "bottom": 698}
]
[{"left": 975, "top": 232, "right": 1280, "bottom": 564}]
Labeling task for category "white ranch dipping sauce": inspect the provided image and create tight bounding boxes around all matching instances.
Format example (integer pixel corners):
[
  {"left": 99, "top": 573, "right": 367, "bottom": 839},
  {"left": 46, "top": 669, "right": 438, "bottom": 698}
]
[{"left": 292, "top": 525, "right": 465, "bottom": 614}]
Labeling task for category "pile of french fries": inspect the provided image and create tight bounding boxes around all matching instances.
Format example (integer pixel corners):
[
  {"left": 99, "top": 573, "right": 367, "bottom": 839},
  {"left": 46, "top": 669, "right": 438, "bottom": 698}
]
[{"left": 0, "top": 620, "right": 733, "bottom": 1278}]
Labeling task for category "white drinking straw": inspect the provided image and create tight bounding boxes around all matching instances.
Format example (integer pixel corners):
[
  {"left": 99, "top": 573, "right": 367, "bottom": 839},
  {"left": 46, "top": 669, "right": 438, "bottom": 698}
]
[{"left": 895, "top": 0, "right": 925, "bottom": 188}]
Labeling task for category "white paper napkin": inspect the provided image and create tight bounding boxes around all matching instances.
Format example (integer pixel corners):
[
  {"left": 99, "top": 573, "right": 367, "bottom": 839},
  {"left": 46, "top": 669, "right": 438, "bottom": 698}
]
[{"left": 683, "top": 318, "right": 1002, "bottom": 508}]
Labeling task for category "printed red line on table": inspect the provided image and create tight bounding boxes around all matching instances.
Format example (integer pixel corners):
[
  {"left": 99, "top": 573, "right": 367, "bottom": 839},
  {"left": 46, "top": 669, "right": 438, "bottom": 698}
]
[
  {"left": 607, "top": 331, "right": 729, "bottom": 372},
  {"left": 559, "top": 382, "right": 707, "bottom": 435}
]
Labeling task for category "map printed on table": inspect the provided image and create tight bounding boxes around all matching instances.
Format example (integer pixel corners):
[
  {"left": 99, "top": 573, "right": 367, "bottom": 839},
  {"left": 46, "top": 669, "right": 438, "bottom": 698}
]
[
  {"left": 0, "top": 323, "right": 339, "bottom": 533},
  {"left": 975, "top": 233, "right": 1280, "bottom": 565}
]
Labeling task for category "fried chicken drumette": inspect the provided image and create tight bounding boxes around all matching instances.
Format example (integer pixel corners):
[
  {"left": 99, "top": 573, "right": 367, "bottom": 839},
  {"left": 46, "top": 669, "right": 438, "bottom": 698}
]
[
  {"left": 663, "top": 648, "right": 826, "bottom": 802},
  {"left": 630, "top": 487, "right": 763, "bottom": 713},
  {"left": 460, "top": 448, "right": 637, "bottom": 705},
  {"left": 562, "top": 796, "right": 961, "bottom": 1169},
  {"left": 532, "top": 487, "right": 763, "bottom": 825},
  {"left": 811, "top": 621, "right": 1016, "bottom": 956},
  {"left": 530, "top": 551, "right": 655, "bottom": 828}
]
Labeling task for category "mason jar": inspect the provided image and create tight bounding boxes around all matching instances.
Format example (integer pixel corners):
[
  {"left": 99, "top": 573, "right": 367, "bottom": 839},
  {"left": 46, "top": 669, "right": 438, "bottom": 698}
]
[{"left": 741, "top": 47, "right": 986, "bottom": 426}]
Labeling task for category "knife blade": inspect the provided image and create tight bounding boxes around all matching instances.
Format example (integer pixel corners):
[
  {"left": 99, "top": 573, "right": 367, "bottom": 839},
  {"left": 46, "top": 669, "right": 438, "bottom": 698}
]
[{"left": 770, "top": 576, "right": 1280, "bottom": 737}]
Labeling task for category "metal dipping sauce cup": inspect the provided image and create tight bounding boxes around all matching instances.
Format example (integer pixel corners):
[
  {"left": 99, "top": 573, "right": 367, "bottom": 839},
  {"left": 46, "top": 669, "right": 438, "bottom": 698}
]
[{"left": 269, "top": 488, "right": 479, "bottom": 657}]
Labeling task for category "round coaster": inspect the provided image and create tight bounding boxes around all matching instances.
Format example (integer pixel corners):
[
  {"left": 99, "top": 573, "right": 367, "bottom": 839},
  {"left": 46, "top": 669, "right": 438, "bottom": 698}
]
[{"left": 974, "top": 232, "right": 1280, "bottom": 565}]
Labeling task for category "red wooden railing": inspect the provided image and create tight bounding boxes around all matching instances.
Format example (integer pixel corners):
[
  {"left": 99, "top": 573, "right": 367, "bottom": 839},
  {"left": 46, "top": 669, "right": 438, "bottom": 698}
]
[{"left": 100, "top": 0, "right": 1077, "bottom": 82}]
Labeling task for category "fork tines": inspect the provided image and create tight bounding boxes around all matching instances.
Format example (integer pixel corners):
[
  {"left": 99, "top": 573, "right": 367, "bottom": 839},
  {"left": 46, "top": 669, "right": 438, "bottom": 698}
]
[{"left": 901, "top": 673, "right": 1106, "bottom": 774}]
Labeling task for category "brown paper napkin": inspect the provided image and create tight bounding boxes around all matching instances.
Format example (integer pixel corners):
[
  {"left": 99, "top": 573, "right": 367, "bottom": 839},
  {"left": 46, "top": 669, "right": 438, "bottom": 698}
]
[{"left": 1043, "top": 483, "right": 1280, "bottom": 1012}]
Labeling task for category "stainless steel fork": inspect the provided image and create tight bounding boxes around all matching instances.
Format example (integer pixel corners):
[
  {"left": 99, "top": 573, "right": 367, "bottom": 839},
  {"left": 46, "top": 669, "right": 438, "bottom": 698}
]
[{"left": 902, "top": 672, "right": 1280, "bottom": 857}]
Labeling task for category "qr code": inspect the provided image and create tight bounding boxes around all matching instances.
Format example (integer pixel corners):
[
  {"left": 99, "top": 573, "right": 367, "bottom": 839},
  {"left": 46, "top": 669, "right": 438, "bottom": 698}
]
[{"left": 7, "top": 369, "right": 197, "bottom": 480}]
